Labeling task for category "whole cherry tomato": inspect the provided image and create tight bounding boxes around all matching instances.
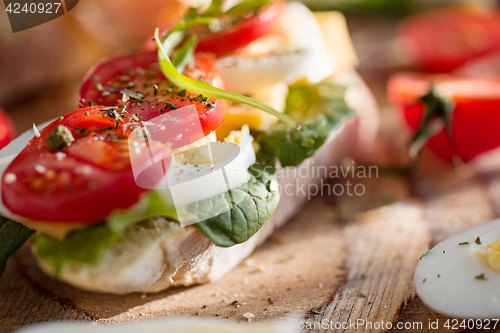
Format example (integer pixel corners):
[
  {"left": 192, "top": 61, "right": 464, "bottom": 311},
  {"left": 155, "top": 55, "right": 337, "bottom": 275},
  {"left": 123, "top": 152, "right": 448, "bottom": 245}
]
[{"left": 396, "top": 8, "right": 500, "bottom": 72}]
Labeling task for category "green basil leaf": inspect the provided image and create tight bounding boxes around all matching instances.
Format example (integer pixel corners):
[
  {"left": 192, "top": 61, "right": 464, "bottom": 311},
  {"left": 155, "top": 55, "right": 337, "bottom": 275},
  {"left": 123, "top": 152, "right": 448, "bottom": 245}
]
[
  {"left": 193, "top": 163, "right": 279, "bottom": 247},
  {"left": 253, "top": 81, "right": 355, "bottom": 167},
  {"left": 0, "top": 217, "right": 34, "bottom": 277}
]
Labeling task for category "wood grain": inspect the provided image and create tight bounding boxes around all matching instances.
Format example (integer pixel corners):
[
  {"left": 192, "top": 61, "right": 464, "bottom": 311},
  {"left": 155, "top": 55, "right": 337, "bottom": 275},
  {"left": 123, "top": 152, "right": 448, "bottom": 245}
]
[
  {"left": 3, "top": 147, "right": 500, "bottom": 333},
  {"left": 310, "top": 202, "right": 429, "bottom": 333}
]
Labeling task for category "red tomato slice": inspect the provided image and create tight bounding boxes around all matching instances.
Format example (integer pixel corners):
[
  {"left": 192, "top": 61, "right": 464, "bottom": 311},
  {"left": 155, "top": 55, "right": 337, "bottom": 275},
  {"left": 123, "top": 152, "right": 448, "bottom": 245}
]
[
  {"left": 396, "top": 8, "right": 500, "bottom": 72},
  {"left": 0, "top": 107, "right": 15, "bottom": 150},
  {"left": 195, "top": 2, "right": 285, "bottom": 57},
  {"left": 78, "top": 50, "right": 230, "bottom": 136},
  {"left": 389, "top": 73, "right": 500, "bottom": 162},
  {"left": 2, "top": 106, "right": 170, "bottom": 223}
]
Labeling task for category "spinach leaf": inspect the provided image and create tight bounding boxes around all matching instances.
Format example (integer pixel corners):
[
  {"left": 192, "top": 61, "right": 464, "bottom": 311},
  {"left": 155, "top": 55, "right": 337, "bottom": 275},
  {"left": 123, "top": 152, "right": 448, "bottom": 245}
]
[
  {"left": 0, "top": 217, "right": 34, "bottom": 277},
  {"left": 193, "top": 163, "right": 280, "bottom": 247},
  {"left": 253, "top": 82, "right": 356, "bottom": 167}
]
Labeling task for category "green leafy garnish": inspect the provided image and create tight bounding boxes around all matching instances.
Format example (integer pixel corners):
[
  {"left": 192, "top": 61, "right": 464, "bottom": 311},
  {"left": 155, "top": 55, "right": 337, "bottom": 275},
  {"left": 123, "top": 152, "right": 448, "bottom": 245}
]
[
  {"left": 253, "top": 81, "right": 355, "bottom": 167},
  {"left": 475, "top": 273, "right": 487, "bottom": 281},
  {"left": 225, "top": 0, "right": 271, "bottom": 15},
  {"left": 306, "top": 0, "right": 416, "bottom": 16},
  {"left": 0, "top": 217, "right": 34, "bottom": 277},
  {"left": 32, "top": 224, "right": 121, "bottom": 275},
  {"left": 420, "top": 244, "right": 429, "bottom": 259},
  {"left": 192, "top": 163, "right": 280, "bottom": 247},
  {"left": 409, "top": 88, "right": 455, "bottom": 160},
  {"left": 32, "top": 191, "right": 177, "bottom": 273},
  {"left": 46, "top": 125, "right": 75, "bottom": 151},
  {"left": 310, "top": 308, "right": 321, "bottom": 315},
  {"left": 459, "top": 242, "right": 469, "bottom": 246},
  {"left": 120, "top": 88, "right": 145, "bottom": 102},
  {"left": 181, "top": 0, "right": 271, "bottom": 24},
  {"left": 172, "top": 35, "right": 198, "bottom": 72},
  {"left": 106, "top": 191, "right": 177, "bottom": 233},
  {"left": 154, "top": 28, "right": 299, "bottom": 129}
]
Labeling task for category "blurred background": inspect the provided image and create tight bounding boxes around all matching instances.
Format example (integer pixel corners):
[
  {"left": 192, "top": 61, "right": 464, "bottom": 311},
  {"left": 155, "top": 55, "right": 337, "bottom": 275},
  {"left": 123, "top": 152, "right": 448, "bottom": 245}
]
[{"left": 0, "top": 0, "right": 499, "bottom": 165}]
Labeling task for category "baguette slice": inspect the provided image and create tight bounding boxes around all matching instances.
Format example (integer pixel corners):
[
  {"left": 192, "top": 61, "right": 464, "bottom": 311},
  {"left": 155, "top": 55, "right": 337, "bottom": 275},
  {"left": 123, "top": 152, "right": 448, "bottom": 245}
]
[{"left": 35, "top": 69, "right": 378, "bottom": 294}]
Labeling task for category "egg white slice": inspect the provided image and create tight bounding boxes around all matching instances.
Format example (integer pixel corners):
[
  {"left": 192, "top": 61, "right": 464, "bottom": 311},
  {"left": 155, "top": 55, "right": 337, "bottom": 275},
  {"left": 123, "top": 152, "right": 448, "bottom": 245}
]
[
  {"left": 217, "top": 2, "right": 335, "bottom": 95},
  {"left": 164, "top": 125, "right": 256, "bottom": 224},
  {"left": 415, "top": 218, "right": 500, "bottom": 319}
]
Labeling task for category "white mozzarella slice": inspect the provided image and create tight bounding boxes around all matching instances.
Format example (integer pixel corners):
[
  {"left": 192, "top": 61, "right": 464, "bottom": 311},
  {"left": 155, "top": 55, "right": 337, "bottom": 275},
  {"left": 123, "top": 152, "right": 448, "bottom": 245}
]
[
  {"left": 164, "top": 126, "right": 256, "bottom": 225},
  {"left": 217, "top": 2, "right": 335, "bottom": 94}
]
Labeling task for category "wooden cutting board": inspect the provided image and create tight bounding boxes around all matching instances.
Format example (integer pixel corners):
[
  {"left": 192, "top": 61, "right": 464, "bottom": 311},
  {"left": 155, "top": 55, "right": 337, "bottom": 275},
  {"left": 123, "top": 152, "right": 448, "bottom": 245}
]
[{"left": 3, "top": 145, "right": 500, "bottom": 332}]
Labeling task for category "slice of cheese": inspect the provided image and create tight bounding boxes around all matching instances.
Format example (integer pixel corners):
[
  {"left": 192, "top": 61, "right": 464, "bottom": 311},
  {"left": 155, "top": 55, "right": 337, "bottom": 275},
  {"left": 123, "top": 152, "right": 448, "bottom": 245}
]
[
  {"left": 20, "top": 220, "right": 86, "bottom": 241},
  {"left": 314, "top": 11, "right": 359, "bottom": 70},
  {"left": 216, "top": 81, "right": 288, "bottom": 141}
]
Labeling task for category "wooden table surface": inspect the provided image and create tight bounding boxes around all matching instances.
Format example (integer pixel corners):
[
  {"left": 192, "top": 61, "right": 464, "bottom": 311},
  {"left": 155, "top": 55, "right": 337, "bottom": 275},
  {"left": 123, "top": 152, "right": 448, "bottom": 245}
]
[{"left": 2, "top": 13, "right": 500, "bottom": 333}]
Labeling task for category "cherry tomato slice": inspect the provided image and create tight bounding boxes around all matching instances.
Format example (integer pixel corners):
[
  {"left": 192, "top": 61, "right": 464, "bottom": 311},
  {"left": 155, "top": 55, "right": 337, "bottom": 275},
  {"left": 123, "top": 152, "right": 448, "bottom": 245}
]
[
  {"left": 0, "top": 107, "right": 15, "bottom": 150},
  {"left": 78, "top": 50, "right": 230, "bottom": 136},
  {"left": 389, "top": 73, "right": 500, "bottom": 162},
  {"left": 396, "top": 8, "right": 500, "bottom": 72},
  {"left": 2, "top": 106, "right": 170, "bottom": 223},
  {"left": 195, "top": 2, "right": 285, "bottom": 57}
]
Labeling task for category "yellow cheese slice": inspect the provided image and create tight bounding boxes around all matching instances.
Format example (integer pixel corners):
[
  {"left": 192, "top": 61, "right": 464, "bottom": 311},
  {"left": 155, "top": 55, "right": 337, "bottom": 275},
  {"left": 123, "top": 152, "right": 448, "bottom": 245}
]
[
  {"left": 314, "top": 11, "right": 359, "bottom": 70},
  {"left": 216, "top": 81, "right": 288, "bottom": 140}
]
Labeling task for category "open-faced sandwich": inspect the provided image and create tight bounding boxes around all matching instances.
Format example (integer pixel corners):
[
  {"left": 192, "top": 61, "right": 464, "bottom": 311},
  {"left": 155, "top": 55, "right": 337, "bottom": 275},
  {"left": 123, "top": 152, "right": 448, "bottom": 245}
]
[{"left": 0, "top": 0, "right": 378, "bottom": 293}]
